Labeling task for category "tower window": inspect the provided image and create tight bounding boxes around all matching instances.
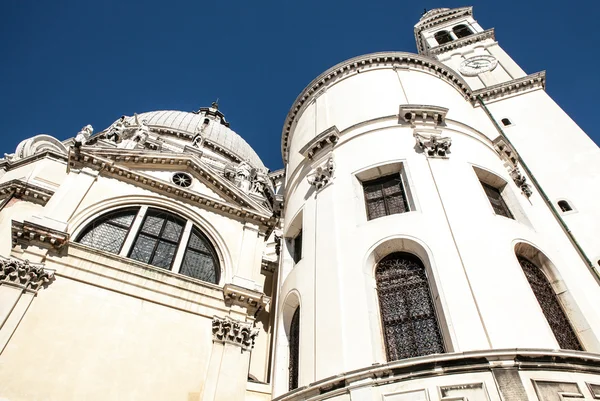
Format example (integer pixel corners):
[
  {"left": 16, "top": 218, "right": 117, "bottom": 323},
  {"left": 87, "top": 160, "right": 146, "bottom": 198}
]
[
  {"left": 288, "top": 307, "right": 300, "bottom": 390},
  {"left": 453, "top": 24, "right": 473, "bottom": 38},
  {"left": 376, "top": 252, "right": 445, "bottom": 360},
  {"left": 292, "top": 230, "right": 303, "bottom": 264},
  {"left": 363, "top": 174, "right": 409, "bottom": 220},
  {"left": 481, "top": 181, "right": 514, "bottom": 219},
  {"left": 518, "top": 256, "right": 583, "bottom": 350},
  {"left": 501, "top": 118, "right": 512, "bottom": 126},
  {"left": 558, "top": 200, "right": 573, "bottom": 212},
  {"left": 434, "top": 30, "right": 453, "bottom": 45}
]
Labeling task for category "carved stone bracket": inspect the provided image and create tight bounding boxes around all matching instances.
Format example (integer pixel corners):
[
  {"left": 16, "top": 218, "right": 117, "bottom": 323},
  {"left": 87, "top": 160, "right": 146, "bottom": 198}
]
[
  {"left": 510, "top": 167, "right": 533, "bottom": 198},
  {"left": 212, "top": 316, "right": 259, "bottom": 351},
  {"left": 493, "top": 136, "right": 518, "bottom": 167},
  {"left": 0, "top": 256, "right": 55, "bottom": 291},
  {"left": 414, "top": 132, "right": 452, "bottom": 157},
  {"left": 0, "top": 179, "right": 55, "bottom": 206},
  {"left": 223, "top": 283, "right": 271, "bottom": 314},
  {"left": 300, "top": 126, "right": 340, "bottom": 160},
  {"left": 307, "top": 155, "right": 335, "bottom": 190},
  {"left": 12, "top": 220, "right": 69, "bottom": 250},
  {"left": 399, "top": 105, "right": 448, "bottom": 127}
]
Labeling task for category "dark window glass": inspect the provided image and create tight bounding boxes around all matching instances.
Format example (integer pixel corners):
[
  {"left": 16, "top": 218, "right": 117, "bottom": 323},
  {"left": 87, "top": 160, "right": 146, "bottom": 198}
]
[
  {"left": 129, "top": 209, "right": 185, "bottom": 269},
  {"left": 376, "top": 252, "right": 445, "bottom": 361},
  {"left": 77, "top": 208, "right": 138, "bottom": 254},
  {"left": 363, "top": 174, "right": 409, "bottom": 220},
  {"left": 518, "top": 257, "right": 583, "bottom": 350},
  {"left": 180, "top": 228, "right": 220, "bottom": 284},
  {"left": 453, "top": 24, "right": 473, "bottom": 38},
  {"left": 434, "top": 30, "right": 453, "bottom": 45},
  {"left": 501, "top": 118, "right": 512, "bottom": 126},
  {"left": 481, "top": 182, "right": 514, "bottom": 219},
  {"left": 558, "top": 200, "right": 572, "bottom": 212},
  {"left": 293, "top": 230, "right": 302, "bottom": 264},
  {"left": 289, "top": 307, "right": 300, "bottom": 391}
]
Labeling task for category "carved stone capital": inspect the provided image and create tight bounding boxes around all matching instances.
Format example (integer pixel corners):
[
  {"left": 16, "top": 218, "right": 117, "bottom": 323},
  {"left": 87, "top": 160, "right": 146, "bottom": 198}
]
[
  {"left": 307, "top": 155, "right": 335, "bottom": 190},
  {"left": 493, "top": 136, "right": 518, "bottom": 167},
  {"left": 414, "top": 132, "right": 452, "bottom": 157},
  {"left": 223, "top": 283, "right": 271, "bottom": 314},
  {"left": 212, "top": 316, "right": 259, "bottom": 351},
  {"left": 0, "top": 257, "right": 55, "bottom": 291},
  {"left": 300, "top": 126, "right": 339, "bottom": 160},
  {"left": 510, "top": 167, "right": 533, "bottom": 198},
  {"left": 12, "top": 220, "right": 69, "bottom": 250}
]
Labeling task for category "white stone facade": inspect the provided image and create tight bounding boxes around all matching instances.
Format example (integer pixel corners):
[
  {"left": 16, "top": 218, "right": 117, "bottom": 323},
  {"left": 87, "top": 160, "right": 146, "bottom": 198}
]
[{"left": 1, "top": 7, "right": 600, "bottom": 401}]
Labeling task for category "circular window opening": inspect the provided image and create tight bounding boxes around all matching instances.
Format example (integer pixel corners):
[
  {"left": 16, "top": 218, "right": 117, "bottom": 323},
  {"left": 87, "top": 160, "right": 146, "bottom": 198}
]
[{"left": 172, "top": 172, "right": 193, "bottom": 188}]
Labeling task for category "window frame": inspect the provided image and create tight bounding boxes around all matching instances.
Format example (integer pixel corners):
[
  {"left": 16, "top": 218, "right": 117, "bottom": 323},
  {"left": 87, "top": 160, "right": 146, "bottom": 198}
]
[
  {"left": 480, "top": 181, "right": 514, "bottom": 219},
  {"left": 77, "top": 207, "right": 140, "bottom": 255},
  {"left": 362, "top": 173, "right": 410, "bottom": 221}
]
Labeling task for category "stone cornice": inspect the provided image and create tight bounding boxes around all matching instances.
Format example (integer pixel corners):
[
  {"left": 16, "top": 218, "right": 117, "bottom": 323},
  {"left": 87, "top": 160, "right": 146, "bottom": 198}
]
[
  {"left": 0, "top": 150, "right": 68, "bottom": 171},
  {"left": 281, "top": 52, "right": 473, "bottom": 162},
  {"left": 0, "top": 256, "right": 55, "bottom": 292},
  {"left": 299, "top": 126, "right": 340, "bottom": 160},
  {"left": 69, "top": 150, "right": 276, "bottom": 229},
  {"left": 399, "top": 105, "right": 448, "bottom": 127},
  {"left": 472, "top": 71, "right": 546, "bottom": 102},
  {"left": 0, "top": 179, "right": 55, "bottom": 206},
  {"left": 427, "top": 29, "right": 495, "bottom": 56},
  {"left": 273, "top": 348, "right": 600, "bottom": 401},
  {"left": 212, "top": 315, "right": 259, "bottom": 351},
  {"left": 12, "top": 220, "right": 69, "bottom": 250},
  {"left": 223, "top": 283, "right": 271, "bottom": 314}
]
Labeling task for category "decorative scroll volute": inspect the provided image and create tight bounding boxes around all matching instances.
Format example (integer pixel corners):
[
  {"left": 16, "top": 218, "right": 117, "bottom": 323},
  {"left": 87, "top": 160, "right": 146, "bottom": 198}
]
[
  {"left": 0, "top": 257, "right": 55, "bottom": 291},
  {"left": 212, "top": 316, "right": 259, "bottom": 351}
]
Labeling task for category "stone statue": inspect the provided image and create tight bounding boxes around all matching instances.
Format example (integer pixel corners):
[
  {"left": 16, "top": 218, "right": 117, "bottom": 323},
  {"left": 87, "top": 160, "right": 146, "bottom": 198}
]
[
  {"left": 251, "top": 171, "right": 268, "bottom": 195},
  {"left": 130, "top": 114, "right": 149, "bottom": 145},
  {"left": 235, "top": 161, "right": 253, "bottom": 193},
  {"left": 106, "top": 116, "right": 128, "bottom": 142},
  {"left": 75, "top": 124, "right": 93, "bottom": 147}
]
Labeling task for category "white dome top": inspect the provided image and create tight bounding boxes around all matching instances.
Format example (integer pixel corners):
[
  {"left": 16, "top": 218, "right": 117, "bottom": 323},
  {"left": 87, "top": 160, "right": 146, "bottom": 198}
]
[{"left": 117, "top": 109, "right": 266, "bottom": 170}]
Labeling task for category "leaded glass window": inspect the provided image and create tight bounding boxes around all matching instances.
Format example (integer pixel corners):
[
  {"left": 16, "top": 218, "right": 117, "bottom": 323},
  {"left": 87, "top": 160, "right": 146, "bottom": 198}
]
[
  {"left": 518, "top": 257, "right": 583, "bottom": 351},
  {"left": 180, "top": 228, "right": 220, "bottom": 284},
  {"left": 289, "top": 307, "right": 300, "bottom": 391},
  {"left": 453, "top": 24, "right": 473, "bottom": 38},
  {"left": 77, "top": 208, "right": 138, "bottom": 254},
  {"left": 76, "top": 207, "right": 221, "bottom": 285},
  {"left": 363, "top": 174, "right": 409, "bottom": 220},
  {"left": 376, "top": 252, "right": 445, "bottom": 361},
  {"left": 481, "top": 181, "right": 514, "bottom": 219}
]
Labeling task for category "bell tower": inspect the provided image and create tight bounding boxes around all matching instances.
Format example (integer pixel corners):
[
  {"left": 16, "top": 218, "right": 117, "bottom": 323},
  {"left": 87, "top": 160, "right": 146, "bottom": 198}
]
[{"left": 414, "top": 7, "right": 530, "bottom": 89}]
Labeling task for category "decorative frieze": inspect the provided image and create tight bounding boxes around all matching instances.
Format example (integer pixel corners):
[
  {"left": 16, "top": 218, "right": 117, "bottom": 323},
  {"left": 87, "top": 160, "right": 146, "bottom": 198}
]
[
  {"left": 510, "top": 167, "right": 533, "bottom": 198},
  {"left": 472, "top": 71, "right": 546, "bottom": 102},
  {"left": 414, "top": 132, "right": 452, "bottom": 157},
  {"left": 307, "top": 155, "right": 335, "bottom": 190},
  {"left": 12, "top": 220, "right": 69, "bottom": 250},
  {"left": 212, "top": 316, "right": 259, "bottom": 351},
  {"left": 300, "top": 126, "right": 340, "bottom": 160},
  {"left": 0, "top": 257, "right": 55, "bottom": 291},
  {"left": 399, "top": 105, "right": 448, "bottom": 127}
]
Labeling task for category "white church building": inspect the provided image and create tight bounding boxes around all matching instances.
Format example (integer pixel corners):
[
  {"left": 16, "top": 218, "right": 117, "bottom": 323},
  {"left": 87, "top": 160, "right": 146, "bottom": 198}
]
[{"left": 1, "top": 6, "right": 600, "bottom": 401}]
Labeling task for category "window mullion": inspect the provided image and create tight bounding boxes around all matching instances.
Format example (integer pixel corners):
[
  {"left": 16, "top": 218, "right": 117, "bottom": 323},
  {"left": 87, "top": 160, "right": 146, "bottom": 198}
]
[
  {"left": 119, "top": 206, "right": 148, "bottom": 257},
  {"left": 171, "top": 220, "right": 193, "bottom": 274}
]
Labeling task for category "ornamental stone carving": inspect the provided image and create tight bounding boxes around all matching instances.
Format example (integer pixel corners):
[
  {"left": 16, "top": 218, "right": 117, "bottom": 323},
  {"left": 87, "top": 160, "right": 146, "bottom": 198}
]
[
  {"left": 105, "top": 115, "right": 129, "bottom": 142},
  {"left": 0, "top": 257, "right": 55, "bottom": 291},
  {"left": 307, "top": 155, "right": 335, "bottom": 190},
  {"left": 75, "top": 124, "right": 93, "bottom": 147},
  {"left": 212, "top": 316, "right": 259, "bottom": 351},
  {"left": 12, "top": 220, "right": 69, "bottom": 250},
  {"left": 399, "top": 105, "right": 448, "bottom": 127},
  {"left": 414, "top": 132, "right": 452, "bottom": 157},
  {"left": 510, "top": 167, "right": 533, "bottom": 198}
]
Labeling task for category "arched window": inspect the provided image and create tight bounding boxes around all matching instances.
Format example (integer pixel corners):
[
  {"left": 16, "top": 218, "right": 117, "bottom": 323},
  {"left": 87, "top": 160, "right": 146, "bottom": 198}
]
[
  {"left": 453, "top": 24, "right": 473, "bottom": 38},
  {"left": 501, "top": 118, "right": 512, "bottom": 126},
  {"left": 76, "top": 207, "right": 220, "bottom": 284},
  {"left": 288, "top": 307, "right": 300, "bottom": 391},
  {"left": 518, "top": 256, "right": 583, "bottom": 350},
  {"left": 376, "top": 252, "right": 444, "bottom": 361},
  {"left": 558, "top": 200, "right": 572, "bottom": 212},
  {"left": 434, "top": 30, "right": 453, "bottom": 45}
]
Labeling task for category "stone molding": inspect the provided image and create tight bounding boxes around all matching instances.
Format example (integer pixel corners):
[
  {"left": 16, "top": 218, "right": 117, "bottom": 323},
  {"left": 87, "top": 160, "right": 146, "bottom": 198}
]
[
  {"left": 493, "top": 137, "right": 518, "bottom": 167},
  {"left": 307, "top": 155, "right": 335, "bottom": 190},
  {"left": 212, "top": 315, "right": 259, "bottom": 351},
  {"left": 68, "top": 150, "right": 276, "bottom": 229},
  {"left": 0, "top": 179, "right": 55, "bottom": 206},
  {"left": 414, "top": 132, "right": 452, "bottom": 157},
  {"left": 272, "top": 348, "right": 600, "bottom": 401},
  {"left": 0, "top": 256, "right": 55, "bottom": 291},
  {"left": 223, "top": 283, "right": 271, "bottom": 314},
  {"left": 299, "top": 126, "right": 340, "bottom": 160},
  {"left": 399, "top": 105, "right": 448, "bottom": 127},
  {"left": 474, "top": 71, "right": 546, "bottom": 102},
  {"left": 427, "top": 29, "right": 495, "bottom": 56},
  {"left": 12, "top": 220, "right": 69, "bottom": 250}
]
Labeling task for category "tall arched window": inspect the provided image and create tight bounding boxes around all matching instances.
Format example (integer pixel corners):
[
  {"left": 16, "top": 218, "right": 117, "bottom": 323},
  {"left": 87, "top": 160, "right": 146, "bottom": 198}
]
[
  {"left": 453, "top": 24, "right": 473, "bottom": 38},
  {"left": 288, "top": 307, "right": 300, "bottom": 391},
  {"left": 518, "top": 256, "right": 583, "bottom": 350},
  {"left": 76, "top": 207, "right": 220, "bottom": 284},
  {"left": 376, "top": 252, "right": 444, "bottom": 361},
  {"left": 434, "top": 30, "right": 453, "bottom": 45}
]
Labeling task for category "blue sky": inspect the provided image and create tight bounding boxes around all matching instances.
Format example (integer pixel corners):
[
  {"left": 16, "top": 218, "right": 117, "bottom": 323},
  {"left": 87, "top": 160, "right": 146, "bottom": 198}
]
[{"left": 1, "top": 0, "right": 597, "bottom": 170}]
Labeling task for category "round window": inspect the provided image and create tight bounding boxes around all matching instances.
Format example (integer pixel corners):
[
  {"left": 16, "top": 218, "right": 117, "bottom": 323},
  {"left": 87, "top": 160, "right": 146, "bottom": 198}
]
[{"left": 172, "top": 172, "right": 193, "bottom": 188}]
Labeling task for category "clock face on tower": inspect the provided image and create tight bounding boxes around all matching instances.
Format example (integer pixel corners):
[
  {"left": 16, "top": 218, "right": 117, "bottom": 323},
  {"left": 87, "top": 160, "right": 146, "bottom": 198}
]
[{"left": 459, "top": 55, "right": 498, "bottom": 76}]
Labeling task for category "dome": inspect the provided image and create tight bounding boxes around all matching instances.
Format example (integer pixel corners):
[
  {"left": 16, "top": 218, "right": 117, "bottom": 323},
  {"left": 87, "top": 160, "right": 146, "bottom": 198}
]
[{"left": 109, "top": 109, "right": 266, "bottom": 170}]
